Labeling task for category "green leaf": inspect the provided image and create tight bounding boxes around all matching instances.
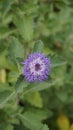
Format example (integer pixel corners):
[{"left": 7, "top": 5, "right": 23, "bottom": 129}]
[
  {"left": 49, "top": 55, "right": 67, "bottom": 68},
  {"left": 0, "top": 27, "right": 15, "bottom": 40},
  {"left": 0, "top": 83, "right": 11, "bottom": 92},
  {"left": 40, "top": 124, "right": 49, "bottom": 130},
  {"left": 14, "top": 124, "right": 28, "bottom": 130},
  {"left": 0, "top": 51, "right": 17, "bottom": 70},
  {"left": 13, "top": 13, "right": 33, "bottom": 41},
  {"left": 25, "top": 92, "right": 43, "bottom": 108},
  {"left": 18, "top": 113, "right": 43, "bottom": 130},
  {"left": 2, "top": 14, "right": 13, "bottom": 25},
  {"left": 20, "top": 109, "right": 51, "bottom": 122},
  {"left": 18, "top": 110, "right": 50, "bottom": 130},
  {"left": 33, "top": 40, "right": 44, "bottom": 53},
  {"left": 23, "top": 79, "right": 60, "bottom": 94},
  {"left": 15, "top": 75, "right": 29, "bottom": 93},
  {"left": 66, "top": 65, "right": 73, "bottom": 84},
  {"left": 51, "top": 62, "right": 67, "bottom": 68},
  {"left": 8, "top": 36, "right": 24, "bottom": 59},
  {"left": 0, "top": 90, "right": 15, "bottom": 108},
  {"left": 0, "top": 40, "right": 8, "bottom": 53},
  {"left": 56, "top": 91, "right": 68, "bottom": 103},
  {"left": 0, "top": 0, "right": 17, "bottom": 17},
  {"left": 0, "top": 83, "right": 15, "bottom": 108},
  {"left": 7, "top": 71, "right": 19, "bottom": 83},
  {"left": 0, "top": 123, "right": 13, "bottom": 130}
]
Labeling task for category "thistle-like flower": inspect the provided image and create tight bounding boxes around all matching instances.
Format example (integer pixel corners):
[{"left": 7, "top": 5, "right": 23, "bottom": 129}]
[{"left": 22, "top": 53, "right": 51, "bottom": 82}]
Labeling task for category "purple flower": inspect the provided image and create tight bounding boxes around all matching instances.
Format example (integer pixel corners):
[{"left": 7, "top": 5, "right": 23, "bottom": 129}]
[{"left": 22, "top": 52, "right": 51, "bottom": 82}]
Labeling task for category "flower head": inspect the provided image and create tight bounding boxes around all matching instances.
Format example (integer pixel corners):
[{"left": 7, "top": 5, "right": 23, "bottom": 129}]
[{"left": 22, "top": 52, "right": 51, "bottom": 82}]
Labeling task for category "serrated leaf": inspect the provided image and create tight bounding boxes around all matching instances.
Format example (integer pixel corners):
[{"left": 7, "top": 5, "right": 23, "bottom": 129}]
[
  {"left": 18, "top": 113, "right": 43, "bottom": 130},
  {"left": 25, "top": 92, "right": 43, "bottom": 108},
  {"left": 20, "top": 109, "right": 51, "bottom": 122},
  {"left": 15, "top": 75, "right": 29, "bottom": 93},
  {"left": 0, "top": 83, "right": 15, "bottom": 108},
  {"left": 8, "top": 36, "right": 24, "bottom": 59},
  {"left": 40, "top": 124, "right": 49, "bottom": 130},
  {"left": 0, "top": 51, "right": 17, "bottom": 70},
  {"left": 0, "top": 90, "right": 15, "bottom": 108},
  {"left": 23, "top": 79, "right": 60, "bottom": 94},
  {"left": 13, "top": 13, "right": 33, "bottom": 41}
]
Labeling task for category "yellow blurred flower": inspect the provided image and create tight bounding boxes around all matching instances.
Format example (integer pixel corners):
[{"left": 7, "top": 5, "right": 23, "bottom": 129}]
[{"left": 0, "top": 69, "right": 6, "bottom": 83}]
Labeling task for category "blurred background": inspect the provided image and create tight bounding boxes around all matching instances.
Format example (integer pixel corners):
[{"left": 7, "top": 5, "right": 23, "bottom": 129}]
[{"left": 0, "top": 0, "right": 73, "bottom": 130}]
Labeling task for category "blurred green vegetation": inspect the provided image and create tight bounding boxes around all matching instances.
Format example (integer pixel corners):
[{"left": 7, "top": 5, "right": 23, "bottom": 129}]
[{"left": 0, "top": 0, "right": 73, "bottom": 130}]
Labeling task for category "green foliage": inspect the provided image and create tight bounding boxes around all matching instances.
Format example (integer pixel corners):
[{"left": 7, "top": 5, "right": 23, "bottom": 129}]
[
  {"left": 15, "top": 75, "right": 29, "bottom": 93},
  {"left": 0, "top": 0, "right": 73, "bottom": 130},
  {"left": 24, "top": 92, "right": 43, "bottom": 108},
  {"left": 33, "top": 40, "right": 44, "bottom": 53},
  {"left": 0, "top": 123, "right": 13, "bottom": 130}
]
